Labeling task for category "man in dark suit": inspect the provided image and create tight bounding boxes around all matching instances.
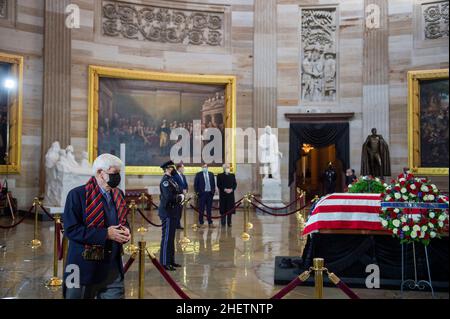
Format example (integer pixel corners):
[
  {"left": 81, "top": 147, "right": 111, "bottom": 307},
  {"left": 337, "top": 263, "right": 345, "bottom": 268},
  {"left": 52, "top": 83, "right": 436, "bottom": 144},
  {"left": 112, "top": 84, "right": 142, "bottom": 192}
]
[
  {"left": 63, "top": 154, "right": 131, "bottom": 299},
  {"left": 194, "top": 164, "right": 216, "bottom": 228},
  {"left": 323, "top": 161, "right": 337, "bottom": 195},
  {"left": 217, "top": 163, "right": 237, "bottom": 227},
  {"left": 173, "top": 163, "right": 188, "bottom": 230}
]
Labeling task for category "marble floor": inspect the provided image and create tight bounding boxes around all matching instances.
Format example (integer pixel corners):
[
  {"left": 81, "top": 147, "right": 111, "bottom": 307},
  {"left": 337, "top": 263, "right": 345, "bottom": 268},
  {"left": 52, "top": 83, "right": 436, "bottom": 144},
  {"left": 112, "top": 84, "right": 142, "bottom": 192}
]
[{"left": 0, "top": 208, "right": 448, "bottom": 299}]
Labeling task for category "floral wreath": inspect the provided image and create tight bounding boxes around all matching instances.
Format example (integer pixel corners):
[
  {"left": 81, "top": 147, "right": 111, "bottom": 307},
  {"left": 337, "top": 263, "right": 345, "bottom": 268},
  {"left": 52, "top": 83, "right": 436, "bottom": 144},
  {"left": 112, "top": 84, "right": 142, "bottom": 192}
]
[
  {"left": 380, "top": 173, "right": 449, "bottom": 245},
  {"left": 348, "top": 176, "right": 386, "bottom": 194}
]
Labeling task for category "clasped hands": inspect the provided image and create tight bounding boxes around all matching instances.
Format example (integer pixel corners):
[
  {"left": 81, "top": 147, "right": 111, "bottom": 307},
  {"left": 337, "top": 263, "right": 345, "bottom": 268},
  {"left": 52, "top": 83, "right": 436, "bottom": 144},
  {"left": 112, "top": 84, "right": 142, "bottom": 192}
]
[{"left": 107, "top": 225, "right": 131, "bottom": 244}]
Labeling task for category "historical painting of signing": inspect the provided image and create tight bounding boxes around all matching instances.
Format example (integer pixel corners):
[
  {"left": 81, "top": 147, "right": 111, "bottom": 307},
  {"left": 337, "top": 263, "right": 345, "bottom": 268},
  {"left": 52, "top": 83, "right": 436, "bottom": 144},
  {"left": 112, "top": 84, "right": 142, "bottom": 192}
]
[
  {"left": 408, "top": 69, "right": 449, "bottom": 176},
  {"left": 88, "top": 66, "right": 236, "bottom": 175}
]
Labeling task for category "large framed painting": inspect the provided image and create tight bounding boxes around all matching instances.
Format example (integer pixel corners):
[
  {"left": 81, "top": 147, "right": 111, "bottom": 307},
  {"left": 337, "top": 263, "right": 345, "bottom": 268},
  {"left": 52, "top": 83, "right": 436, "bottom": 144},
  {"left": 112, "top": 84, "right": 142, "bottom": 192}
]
[
  {"left": 88, "top": 66, "right": 236, "bottom": 175},
  {"left": 408, "top": 68, "right": 449, "bottom": 176},
  {"left": 0, "top": 52, "right": 23, "bottom": 174}
]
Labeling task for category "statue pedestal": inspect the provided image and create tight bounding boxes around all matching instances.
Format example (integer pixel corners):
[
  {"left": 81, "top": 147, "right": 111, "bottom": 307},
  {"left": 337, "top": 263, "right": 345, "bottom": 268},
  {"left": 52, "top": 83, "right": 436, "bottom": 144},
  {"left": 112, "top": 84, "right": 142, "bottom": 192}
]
[
  {"left": 44, "top": 171, "right": 92, "bottom": 208},
  {"left": 257, "top": 178, "right": 285, "bottom": 211}
]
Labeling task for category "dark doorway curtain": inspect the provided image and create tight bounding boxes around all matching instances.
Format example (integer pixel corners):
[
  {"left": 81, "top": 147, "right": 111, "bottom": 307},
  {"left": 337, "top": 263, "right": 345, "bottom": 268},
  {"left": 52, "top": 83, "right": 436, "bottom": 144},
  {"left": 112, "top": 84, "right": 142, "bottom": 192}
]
[{"left": 289, "top": 123, "right": 350, "bottom": 185}]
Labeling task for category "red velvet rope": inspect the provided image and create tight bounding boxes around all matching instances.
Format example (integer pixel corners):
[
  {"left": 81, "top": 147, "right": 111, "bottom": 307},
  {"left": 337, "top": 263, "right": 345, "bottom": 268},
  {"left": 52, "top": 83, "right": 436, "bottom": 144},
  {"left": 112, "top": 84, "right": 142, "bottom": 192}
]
[
  {"left": 335, "top": 280, "right": 360, "bottom": 299},
  {"left": 190, "top": 200, "right": 243, "bottom": 219},
  {"left": 251, "top": 202, "right": 308, "bottom": 216},
  {"left": 270, "top": 277, "right": 303, "bottom": 299},
  {"left": 137, "top": 208, "right": 163, "bottom": 227},
  {"left": 39, "top": 205, "right": 56, "bottom": 221},
  {"left": 252, "top": 195, "right": 304, "bottom": 211},
  {"left": 0, "top": 205, "right": 34, "bottom": 229},
  {"left": 146, "top": 250, "right": 191, "bottom": 300},
  {"left": 123, "top": 254, "right": 136, "bottom": 274}
]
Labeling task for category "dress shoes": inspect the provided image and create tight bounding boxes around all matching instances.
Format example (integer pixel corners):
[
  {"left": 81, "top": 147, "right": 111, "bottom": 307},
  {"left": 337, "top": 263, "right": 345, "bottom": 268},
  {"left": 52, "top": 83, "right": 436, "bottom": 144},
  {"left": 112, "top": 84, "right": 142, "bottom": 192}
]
[
  {"left": 177, "top": 227, "right": 184, "bottom": 230},
  {"left": 171, "top": 263, "right": 182, "bottom": 268}
]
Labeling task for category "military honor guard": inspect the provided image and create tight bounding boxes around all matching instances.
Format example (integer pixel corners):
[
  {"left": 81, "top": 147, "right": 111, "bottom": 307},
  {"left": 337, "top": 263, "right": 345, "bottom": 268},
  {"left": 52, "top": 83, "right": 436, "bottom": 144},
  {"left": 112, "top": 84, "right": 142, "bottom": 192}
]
[
  {"left": 323, "top": 161, "right": 337, "bottom": 195},
  {"left": 63, "top": 154, "right": 131, "bottom": 299},
  {"left": 194, "top": 164, "right": 217, "bottom": 228},
  {"left": 158, "top": 161, "right": 184, "bottom": 271},
  {"left": 217, "top": 163, "right": 237, "bottom": 227},
  {"left": 173, "top": 162, "right": 188, "bottom": 230}
]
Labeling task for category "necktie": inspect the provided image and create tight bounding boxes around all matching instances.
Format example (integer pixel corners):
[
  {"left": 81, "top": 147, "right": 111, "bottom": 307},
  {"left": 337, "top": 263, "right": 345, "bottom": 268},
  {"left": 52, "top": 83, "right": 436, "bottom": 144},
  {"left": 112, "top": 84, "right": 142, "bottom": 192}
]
[{"left": 204, "top": 172, "right": 211, "bottom": 192}]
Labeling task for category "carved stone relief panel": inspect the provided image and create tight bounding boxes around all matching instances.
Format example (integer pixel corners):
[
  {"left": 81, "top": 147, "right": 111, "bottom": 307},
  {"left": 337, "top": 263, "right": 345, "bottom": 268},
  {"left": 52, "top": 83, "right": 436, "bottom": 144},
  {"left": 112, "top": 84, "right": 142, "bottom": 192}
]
[
  {"left": 101, "top": 0, "right": 225, "bottom": 47},
  {"left": 422, "top": 1, "right": 449, "bottom": 40},
  {"left": 414, "top": 0, "right": 449, "bottom": 48},
  {"left": 300, "top": 7, "right": 338, "bottom": 104}
]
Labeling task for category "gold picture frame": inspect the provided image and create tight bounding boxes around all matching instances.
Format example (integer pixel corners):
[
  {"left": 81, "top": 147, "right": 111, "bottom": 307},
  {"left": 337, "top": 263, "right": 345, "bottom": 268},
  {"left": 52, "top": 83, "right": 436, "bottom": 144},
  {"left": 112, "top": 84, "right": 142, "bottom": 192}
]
[
  {"left": 407, "top": 68, "right": 449, "bottom": 176},
  {"left": 88, "top": 65, "right": 236, "bottom": 175},
  {"left": 0, "top": 52, "right": 23, "bottom": 174}
]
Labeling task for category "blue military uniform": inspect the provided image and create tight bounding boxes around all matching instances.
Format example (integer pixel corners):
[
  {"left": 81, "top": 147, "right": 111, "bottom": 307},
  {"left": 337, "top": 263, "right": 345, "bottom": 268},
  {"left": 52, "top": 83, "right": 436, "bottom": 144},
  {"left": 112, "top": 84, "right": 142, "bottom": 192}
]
[{"left": 158, "top": 162, "right": 183, "bottom": 270}]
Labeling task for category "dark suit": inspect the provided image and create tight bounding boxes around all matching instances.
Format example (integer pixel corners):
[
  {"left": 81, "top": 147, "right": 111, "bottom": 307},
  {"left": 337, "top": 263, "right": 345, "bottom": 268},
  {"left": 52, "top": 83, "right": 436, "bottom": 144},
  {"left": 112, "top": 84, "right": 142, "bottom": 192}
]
[
  {"left": 194, "top": 171, "right": 216, "bottom": 225},
  {"left": 63, "top": 185, "right": 129, "bottom": 299},
  {"left": 173, "top": 172, "right": 188, "bottom": 228},
  {"left": 217, "top": 172, "right": 237, "bottom": 226}
]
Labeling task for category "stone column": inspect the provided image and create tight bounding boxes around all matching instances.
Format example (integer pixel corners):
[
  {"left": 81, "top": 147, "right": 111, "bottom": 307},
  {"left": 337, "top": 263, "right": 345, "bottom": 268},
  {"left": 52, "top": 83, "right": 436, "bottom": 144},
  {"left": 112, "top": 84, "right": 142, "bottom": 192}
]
[
  {"left": 254, "top": 0, "right": 277, "bottom": 193},
  {"left": 40, "top": 0, "right": 72, "bottom": 193},
  {"left": 363, "top": 0, "right": 390, "bottom": 143},
  {"left": 254, "top": 0, "right": 277, "bottom": 129}
]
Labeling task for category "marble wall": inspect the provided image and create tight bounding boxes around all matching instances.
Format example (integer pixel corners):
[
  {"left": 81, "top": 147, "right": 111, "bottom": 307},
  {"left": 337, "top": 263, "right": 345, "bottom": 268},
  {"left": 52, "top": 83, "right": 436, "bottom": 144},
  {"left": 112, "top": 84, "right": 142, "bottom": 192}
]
[{"left": 0, "top": 0, "right": 448, "bottom": 208}]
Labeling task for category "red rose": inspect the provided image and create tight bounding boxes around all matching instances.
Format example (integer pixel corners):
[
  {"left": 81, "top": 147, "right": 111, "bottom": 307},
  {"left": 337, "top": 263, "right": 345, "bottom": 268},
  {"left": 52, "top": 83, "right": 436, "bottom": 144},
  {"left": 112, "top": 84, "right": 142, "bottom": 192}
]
[
  {"left": 390, "top": 213, "right": 397, "bottom": 219},
  {"left": 431, "top": 218, "right": 438, "bottom": 224}
]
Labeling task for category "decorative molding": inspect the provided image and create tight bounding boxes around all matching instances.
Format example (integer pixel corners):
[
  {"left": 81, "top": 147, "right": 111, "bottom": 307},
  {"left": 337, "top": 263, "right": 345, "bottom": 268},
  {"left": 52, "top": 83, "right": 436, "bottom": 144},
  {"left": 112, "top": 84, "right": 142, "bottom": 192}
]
[
  {"left": 284, "top": 112, "right": 354, "bottom": 123},
  {"left": 414, "top": 0, "right": 449, "bottom": 48},
  {"left": 422, "top": 1, "right": 448, "bottom": 40},
  {"left": 101, "top": 0, "right": 225, "bottom": 47},
  {"left": 0, "top": 0, "right": 16, "bottom": 28},
  {"left": 300, "top": 6, "right": 338, "bottom": 104},
  {"left": 0, "top": 0, "right": 7, "bottom": 19}
]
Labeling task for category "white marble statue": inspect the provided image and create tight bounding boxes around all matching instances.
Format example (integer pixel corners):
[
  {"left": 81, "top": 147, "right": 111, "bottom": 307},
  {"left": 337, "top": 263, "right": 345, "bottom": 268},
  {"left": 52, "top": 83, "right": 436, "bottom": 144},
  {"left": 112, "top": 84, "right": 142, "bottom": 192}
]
[
  {"left": 44, "top": 142, "right": 92, "bottom": 207},
  {"left": 258, "top": 126, "right": 283, "bottom": 180},
  {"left": 65, "top": 145, "right": 80, "bottom": 169},
  {"left": 80, "top": 151, "right": 91, "bottom": 169},
  {"left": 44, "top": 142, "right": 61, "bottom": 206}
]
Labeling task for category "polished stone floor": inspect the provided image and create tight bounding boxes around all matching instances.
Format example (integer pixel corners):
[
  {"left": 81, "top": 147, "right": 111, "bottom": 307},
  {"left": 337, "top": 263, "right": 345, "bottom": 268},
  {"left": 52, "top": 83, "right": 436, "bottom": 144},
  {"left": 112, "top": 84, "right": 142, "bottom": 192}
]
[{"left": 0, "top": 208, "right": 448, "bottom": 299}]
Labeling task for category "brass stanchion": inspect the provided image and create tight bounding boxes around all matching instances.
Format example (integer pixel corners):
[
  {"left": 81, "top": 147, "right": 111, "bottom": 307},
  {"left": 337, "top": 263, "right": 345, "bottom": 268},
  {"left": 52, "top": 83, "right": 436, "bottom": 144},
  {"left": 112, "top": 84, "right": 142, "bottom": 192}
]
[
  {"left": 62, "top": 235, "right": 68, "bottom": 268},
  {"left": 179, "top": 197, "right": 191, "bottom": 244},
  {"left": 313, "top": 258, "right": 325, "bottom": 299},
  {"left": 125, "top": 200, "right": 139, "bottom": 254},
  {"left": 241, "top": 194, "right": 251, "bottom": 240},
  {"left": 138, "top": 241, "right": 146, "bottom": 299},
  {"left": 247, "top": 194, "right": 254, "bottom": 230},
  {"left": 137, "top": 193, "right": 148, "bottom": 235},
  {"left": 30, "top": 197, "right": 42, "bottom": 249},
  {"left": 46, "top": 214, "right": 63, "bottom": 287},
  {"left": 191, "top": 193, "right": 198, "bottom": 231}
]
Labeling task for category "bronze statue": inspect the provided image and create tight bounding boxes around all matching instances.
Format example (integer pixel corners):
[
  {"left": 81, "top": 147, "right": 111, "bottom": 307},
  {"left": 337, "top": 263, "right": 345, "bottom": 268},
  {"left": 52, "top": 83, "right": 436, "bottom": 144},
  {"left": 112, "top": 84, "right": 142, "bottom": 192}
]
[{"left": 361, "top": 128, "right": 391, "bottom": 177}]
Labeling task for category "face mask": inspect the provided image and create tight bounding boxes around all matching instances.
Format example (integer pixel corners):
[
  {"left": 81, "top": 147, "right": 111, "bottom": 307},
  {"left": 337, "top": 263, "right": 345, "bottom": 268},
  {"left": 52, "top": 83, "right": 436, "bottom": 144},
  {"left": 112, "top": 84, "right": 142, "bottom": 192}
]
[
  {"left": 106, "top": 173, "right": 121, "bottom": 188},
  {"left": 170, "top": 169, "right": 177, "bottom": 176},
  {"left": 225, "top": 168, "right": 230, "bottom": 174},
  {"left": 202, "top": 167, "right": 208, "bottom": 173}
]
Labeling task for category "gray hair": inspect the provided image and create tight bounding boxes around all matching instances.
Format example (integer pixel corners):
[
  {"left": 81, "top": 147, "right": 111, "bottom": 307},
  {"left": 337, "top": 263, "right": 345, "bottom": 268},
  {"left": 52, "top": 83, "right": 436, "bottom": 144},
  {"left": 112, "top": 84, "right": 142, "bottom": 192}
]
[{"left": 92, "top": 153, "right": 123, "bottom": 175}]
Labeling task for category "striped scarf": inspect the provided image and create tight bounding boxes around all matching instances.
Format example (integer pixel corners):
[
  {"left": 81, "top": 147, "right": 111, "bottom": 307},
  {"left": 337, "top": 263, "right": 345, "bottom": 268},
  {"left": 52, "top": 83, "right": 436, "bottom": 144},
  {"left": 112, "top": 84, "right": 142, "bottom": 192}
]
[{"left": 85, "top": 177, "right": 128, "bottom": 228}]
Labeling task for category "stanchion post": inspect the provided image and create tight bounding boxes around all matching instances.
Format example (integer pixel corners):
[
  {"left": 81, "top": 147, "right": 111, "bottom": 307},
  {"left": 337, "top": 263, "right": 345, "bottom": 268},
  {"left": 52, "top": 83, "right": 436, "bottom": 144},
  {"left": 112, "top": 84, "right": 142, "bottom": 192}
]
[
  {"left": 192, "top": 193, "right": 198, "bottom": 230},
  {"left": 313, "top": 258, "right": 325, "bottom": 299},
  {"left": 30, "top": 197, "right": 42, "bottom": 249},
  {"left": 247, "top": 194, "right": 254, "bottom": 230},
  {"left": 137, "top": 193, "right": 148, "bottom": 235},
  {"left": 138, "top": 241, "right": 146, "bottom": 299},
  {"left": 125, "top": 200, "right": 138, "bottom": 254},
  {"left": 179, "top": 197, "right": 191, "bottom": 244},
  {"left": 47, "top": 214, "right": 63, "bottom": 287},
  {"left": 241, "top": 194, "right": 251, "bottom": 240}
]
